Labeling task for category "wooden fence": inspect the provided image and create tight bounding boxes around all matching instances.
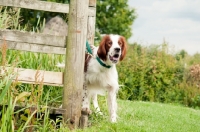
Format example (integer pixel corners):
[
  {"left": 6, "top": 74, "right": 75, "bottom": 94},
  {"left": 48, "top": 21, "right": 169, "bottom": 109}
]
[{"left": 0, "top": 0, "right": 96, "bottom": 129}]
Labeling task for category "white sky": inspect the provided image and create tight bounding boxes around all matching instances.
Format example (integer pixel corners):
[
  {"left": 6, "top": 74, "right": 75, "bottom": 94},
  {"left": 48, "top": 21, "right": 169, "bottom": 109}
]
[{"left": 128, "top": 0, "right": 200, "bottom": 55}]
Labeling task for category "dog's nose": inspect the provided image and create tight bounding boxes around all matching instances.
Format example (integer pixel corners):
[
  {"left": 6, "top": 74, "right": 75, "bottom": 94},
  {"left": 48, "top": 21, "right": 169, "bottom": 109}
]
[{"left": 114, "top": 48, "right": 120, "bottom": 52}]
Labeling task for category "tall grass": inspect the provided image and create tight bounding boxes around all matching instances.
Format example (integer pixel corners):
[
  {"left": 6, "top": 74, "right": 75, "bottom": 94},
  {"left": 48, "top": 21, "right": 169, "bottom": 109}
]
[
  {"left": 0, "top": 41, "right": 66, "bottom": 131},
  {"left": 0, "top": 7, "right": 66, "bottom": 131}
]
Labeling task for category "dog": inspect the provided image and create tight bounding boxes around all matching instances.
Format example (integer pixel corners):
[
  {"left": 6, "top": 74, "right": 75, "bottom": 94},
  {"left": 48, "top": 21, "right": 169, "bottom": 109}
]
[{"left": 58, "top": 34, "right": 127, "bottom": 122}]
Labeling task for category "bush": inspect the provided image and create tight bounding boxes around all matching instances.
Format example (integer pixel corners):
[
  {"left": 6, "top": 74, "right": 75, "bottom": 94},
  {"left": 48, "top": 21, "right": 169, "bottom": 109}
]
[{"left": 117, "top": 43, "right": 200, "bottom": 108}]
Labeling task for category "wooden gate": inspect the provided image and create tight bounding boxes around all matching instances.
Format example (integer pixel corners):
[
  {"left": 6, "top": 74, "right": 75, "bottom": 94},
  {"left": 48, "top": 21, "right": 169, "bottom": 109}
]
[{"left": 0, "top": 0, "right": 96, "bottom": 129}]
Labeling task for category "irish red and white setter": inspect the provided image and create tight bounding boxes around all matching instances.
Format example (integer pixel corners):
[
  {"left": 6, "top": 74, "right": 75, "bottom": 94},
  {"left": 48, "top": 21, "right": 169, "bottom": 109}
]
[{"left": 58, "top": 34, "right": 127, "bottom": 122}]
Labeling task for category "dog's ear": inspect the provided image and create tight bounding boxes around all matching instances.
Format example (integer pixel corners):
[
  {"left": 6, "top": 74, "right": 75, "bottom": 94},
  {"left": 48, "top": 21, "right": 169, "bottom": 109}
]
[
  {"left": 97, "top": 35, "right": 110, "bottom": 61},
  {"left": 119, "top": 36, "right": 127, "bottom": 61}
]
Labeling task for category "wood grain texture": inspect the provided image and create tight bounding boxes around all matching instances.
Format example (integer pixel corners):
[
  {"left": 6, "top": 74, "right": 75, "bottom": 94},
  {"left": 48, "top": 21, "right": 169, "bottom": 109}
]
[
  {"left": 0, "top": 30, "right": 66, "bottom": 54},
  {"left": 0, "top": 0, "right": 95, "bottom": 16},
  {"left": 0, "top": 0, "right": 69, "bottom": 13},
  {"left": 62, "top": 0, "right": 89, "bottom": 129},
  {"left": 87, "top": 0, "right": 96, "bottom": 45},
  {"left": 0, "top": 40, "right": 66, "bottom": 54},
  {"left": 0, "top": 67, "right": 63, "bottom": 86},
  {"left": 0, "top": 30, "right": 66, "bottom": 47},
  {"left": 87, "top": 16, "right": 96, "bottom": 45}
]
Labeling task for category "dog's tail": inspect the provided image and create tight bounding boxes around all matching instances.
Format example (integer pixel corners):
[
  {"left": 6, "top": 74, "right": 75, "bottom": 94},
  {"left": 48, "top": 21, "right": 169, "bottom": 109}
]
[{"left": 56, "top": 63, "right": 65, "bottom": 68}]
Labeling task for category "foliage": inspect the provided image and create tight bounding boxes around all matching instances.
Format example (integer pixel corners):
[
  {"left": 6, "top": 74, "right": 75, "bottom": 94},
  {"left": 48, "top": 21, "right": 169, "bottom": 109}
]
[
  {"left": 96, "top": 0, "right": 136, "bottom": 39},
  {"left": 117, "top": 43, "right": 200, "bottom": 108},
  {"left": 188, "top": 53, "right": 200, "bottom": 65},
  {"left": 0, "top": 7, "right": 21, "bottom": 29}
]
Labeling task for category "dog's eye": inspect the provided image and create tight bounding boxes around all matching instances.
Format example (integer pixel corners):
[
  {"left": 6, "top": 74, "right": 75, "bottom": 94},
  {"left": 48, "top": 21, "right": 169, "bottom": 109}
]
[
  {"left": 108, "top": 41, "right": 112, "bottom": 45},
  {"left": 118, "top": 42, "right": 122, "bottom": 46}
]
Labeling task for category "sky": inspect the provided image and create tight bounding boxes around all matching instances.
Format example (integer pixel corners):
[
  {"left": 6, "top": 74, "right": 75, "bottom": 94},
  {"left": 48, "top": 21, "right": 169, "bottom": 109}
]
[{"left": 128, "top": 0, "right": 200, "bottom": 55}]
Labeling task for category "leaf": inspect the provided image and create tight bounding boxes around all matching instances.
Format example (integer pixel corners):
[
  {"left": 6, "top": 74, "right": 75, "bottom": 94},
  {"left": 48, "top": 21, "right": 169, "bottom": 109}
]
[
  {"left": 25, "top": 109, "right": 31, "bottom": 115},
  {"left": 20, "top": 114, "right": 28, "bottom": 121},
  {"left": 0, "top": 78, "right": 13, "bottom": 102},
  {"left": 16, "top": 92, "right": 31, "bottom": 102}
]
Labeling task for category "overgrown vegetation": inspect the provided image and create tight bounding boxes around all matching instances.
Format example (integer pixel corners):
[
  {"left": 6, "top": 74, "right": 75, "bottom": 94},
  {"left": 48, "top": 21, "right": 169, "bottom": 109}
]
[
  {"left": 1, "top": 5, "right": 200, "bottom": 131},
  {"left": 117, "top": 43, "right": 200, "bottom": 108}
]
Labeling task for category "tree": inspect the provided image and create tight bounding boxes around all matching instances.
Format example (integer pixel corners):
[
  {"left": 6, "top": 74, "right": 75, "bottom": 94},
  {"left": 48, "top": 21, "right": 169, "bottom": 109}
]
[
  {"left": 175, "top": 50, "right": 188, "bottom": 61},
  {"left": 18, "top": 0, "right": 136, "bottom": 39},
  {"left": 96, "top": 0, "right": 136, "bottom": 39}
]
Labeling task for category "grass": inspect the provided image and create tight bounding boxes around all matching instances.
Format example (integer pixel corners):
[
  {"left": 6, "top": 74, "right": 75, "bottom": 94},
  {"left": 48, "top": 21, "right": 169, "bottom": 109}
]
[{"left": 79, "top": 100, "right": 200, "bottom": 132}]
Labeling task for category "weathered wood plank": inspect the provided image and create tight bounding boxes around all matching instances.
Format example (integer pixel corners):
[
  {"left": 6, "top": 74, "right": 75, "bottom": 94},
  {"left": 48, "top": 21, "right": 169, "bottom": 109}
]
[
  {"left": 62, "top": 0, "right": 89, "bottom": 129},
  {"left": 0, "top": 30, "right": 66, "bottom": 54},
  {"left": 0, "top": 0, "right": 69, "bottom": 13},
  {"left": 0, "top": 67, "right": 63, "bottom": 86},
  {"left": 87, "top": 15, "right": 96, "bottom": 45},
  {"left": 0, "top": 0, "right": 95, "bottom": 17},
  {"left": 16, "top": 68, "right": 63, "bottom": 86},
  {"left": 0, "top": 30, "right": 66, "bottom": 47},
  {"left": 87, "top": 0, "right": 96, "bottom": 45},
  {"left": 88, "top": 7, "right": 96, "bottom": 17},
  {"left": 0, "top": 40, "right": 66, "bottom": 54},
  {"left": 80, "top": 0, "right": 96, "bottom": 128}
]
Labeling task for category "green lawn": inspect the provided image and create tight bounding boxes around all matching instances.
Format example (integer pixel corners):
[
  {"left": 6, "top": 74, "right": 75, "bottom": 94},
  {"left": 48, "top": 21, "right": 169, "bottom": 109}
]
[{"left": 82, "top": 100, "right": 200, "bottom": 132}]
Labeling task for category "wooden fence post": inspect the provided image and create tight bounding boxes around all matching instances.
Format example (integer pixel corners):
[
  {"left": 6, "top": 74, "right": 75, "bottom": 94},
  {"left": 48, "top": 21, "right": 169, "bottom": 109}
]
[
  {"left": 62, "top": 0, "right": 89, "bottom": 129},
  {"left": 79, "top": 0, "right": 96, "bottom": 128},
  {"left": 87, "top": 0, "right": 96, "bottom": 45}
]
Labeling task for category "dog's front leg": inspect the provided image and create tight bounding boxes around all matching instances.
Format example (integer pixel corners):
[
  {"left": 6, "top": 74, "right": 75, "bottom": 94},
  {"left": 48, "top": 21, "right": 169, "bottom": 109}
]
[
  {"left": 107, "top": 87, "right": 118, "bottom": 122},
  {"left": 82, "top": 77, "right": 91, "bottom": 114},
  {"left": 92, "top": 93, "right": 103, "bottom": 115}
]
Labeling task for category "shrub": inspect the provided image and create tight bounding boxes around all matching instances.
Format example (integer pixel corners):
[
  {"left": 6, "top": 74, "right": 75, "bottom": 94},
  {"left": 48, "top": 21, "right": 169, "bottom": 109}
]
[{"left": 117, "top": 43, "right": 200, "bottom": 108}]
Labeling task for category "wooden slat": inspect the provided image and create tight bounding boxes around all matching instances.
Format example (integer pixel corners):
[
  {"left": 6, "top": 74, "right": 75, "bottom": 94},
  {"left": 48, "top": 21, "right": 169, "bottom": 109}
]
[
  {"left": 0, "top": 0, "right": 69, "bottom": 13},
  {"left": 87, "top": 17, "right": 95, "bottom": 45},
  {"left": 87, "top": 0, "right": 96, "bottom": 45},
  {"left": 0, "top": 30, "right": 66, "bottom": 47},
  {"left": 1, "top": 67, "right": 63, "bottom": 86},
  {"left": 0, "top": 30, "right": 66, "bottom": 54},
  {"left": 16, "top": 68, "right": 63, "bottom": 86},
  {"left": 88, "top": 7, "right": 96, "bottom": 17},
  {"left": 0, "top": 40, "right": 66, "bottom": 54},
  {"left": 0, "top": 0, "right": 96, "bottom": 17}
]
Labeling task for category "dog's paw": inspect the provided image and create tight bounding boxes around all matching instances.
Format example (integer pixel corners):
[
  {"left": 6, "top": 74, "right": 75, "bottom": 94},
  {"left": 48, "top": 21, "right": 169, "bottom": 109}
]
[
  {"left": 98, "top": 111, "right": 103, "bottom": 116},
  {"left": 110, "top": 115, "right": 117, "bottom": 123},
  {"left": 82, "top": 108, "right": 92, "bottom": 115},
  {"left": 95, "top": 110, "right": 103, "bottom": 116},
  {"left": 56, "top": 63, "right": 65, "bottom": 68}
]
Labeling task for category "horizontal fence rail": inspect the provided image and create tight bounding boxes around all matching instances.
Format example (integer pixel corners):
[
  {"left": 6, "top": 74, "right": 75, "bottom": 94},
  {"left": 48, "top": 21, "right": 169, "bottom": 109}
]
[
  {"left": 0, "top": 0, "right": 96, "bottom": 16},
  {"left": 0, "top": 30, "right": 66, "bottom": 54},
  {"left": 0, "top": 67, "right": 63, "bottom": 86}
]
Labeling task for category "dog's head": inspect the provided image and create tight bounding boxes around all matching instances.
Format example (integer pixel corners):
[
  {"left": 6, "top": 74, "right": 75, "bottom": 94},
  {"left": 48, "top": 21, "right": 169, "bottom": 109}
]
[{"left": 97, "top": 34, "right": 127, "bottom": 64}]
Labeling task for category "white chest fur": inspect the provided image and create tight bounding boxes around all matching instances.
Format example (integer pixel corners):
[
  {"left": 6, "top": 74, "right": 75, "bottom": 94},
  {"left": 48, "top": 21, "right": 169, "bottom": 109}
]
[{"left": 85, "top": 57, "right": 119, "bottom": 95}]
